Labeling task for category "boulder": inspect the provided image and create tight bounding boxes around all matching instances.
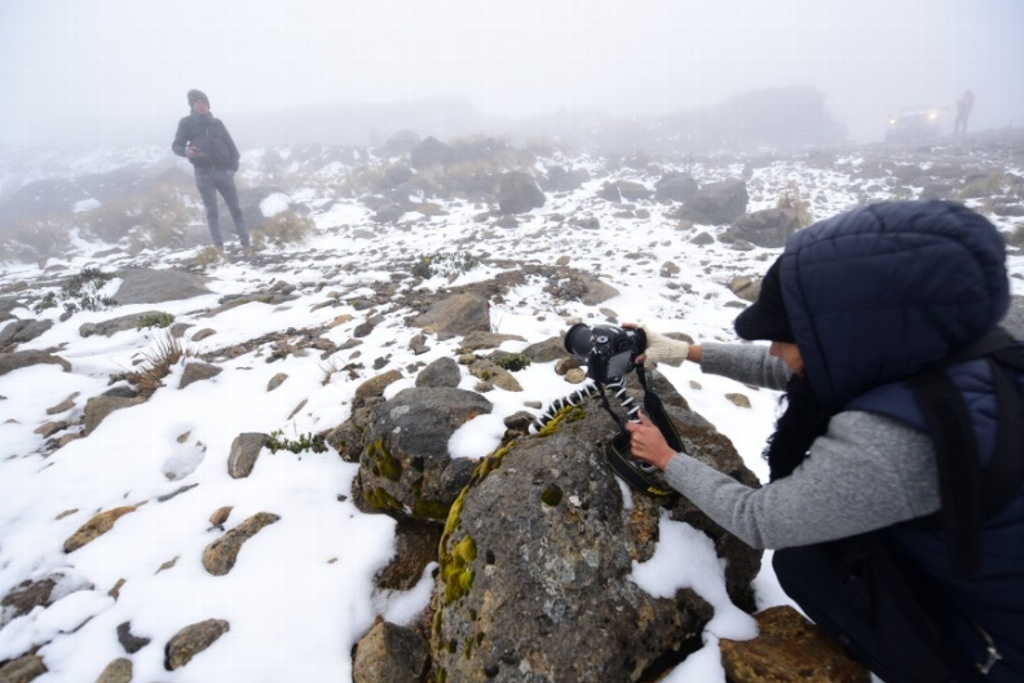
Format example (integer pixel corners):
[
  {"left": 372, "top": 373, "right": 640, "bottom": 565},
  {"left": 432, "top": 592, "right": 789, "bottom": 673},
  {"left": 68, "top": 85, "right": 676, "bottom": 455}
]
[
  {"left": 497, "top": 171, "right": 545, "bottom": 214},
  {"left": 673, "top": 178, "right": 749, "bottom": 225},
  {"left": 720, "top": 605, "right": 870, "bottom": 682},
  {"left": 411, "top": 293, "right": 490, "bottom": 338},
  {"left": 356, "top": 387, "right": 492, "bottom": 522},
  {"left": 725, "top": 207, "right": 801, "bottom": 248},
  {"left": 352, "top": 619, "right": 429, "bottom": 683},
  {"left": 655, "top": 173, "right": 700, "bottom": 203},
  {"left": 430, "top": 370, "right": 762, "bottom": 681},
  {"left": 112, "top": 267, "right": 210, "bottom": 305}
]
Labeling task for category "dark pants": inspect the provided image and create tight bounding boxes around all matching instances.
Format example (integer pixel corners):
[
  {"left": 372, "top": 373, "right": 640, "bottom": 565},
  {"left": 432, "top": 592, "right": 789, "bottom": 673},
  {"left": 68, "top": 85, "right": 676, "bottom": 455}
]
[
  {"left": 773, "top": 545, "right": 985, "bottom": 683},
  {"left": 195, "top": 168, "right": 249, "bottom": 248}
]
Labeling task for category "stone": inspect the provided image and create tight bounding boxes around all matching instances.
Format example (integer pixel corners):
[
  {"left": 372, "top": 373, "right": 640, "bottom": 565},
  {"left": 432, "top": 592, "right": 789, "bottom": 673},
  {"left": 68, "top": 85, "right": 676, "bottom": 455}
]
[
  {"left": 95, "top": 657, "right": 132, "bottom": 683},
  {"left": 164, "top": 618, "right": 230, "bottom": 671},
  {"left": 64, "top": 506, "right": 137, "bottom": 553},
  {"left": 227, "top": 432, "right": 268, "bottom": 479},
  {"left": 202, "top": 512, "right": 280, "bottom": 576},
  {"left": 352, "top": 619, "right": 429, "bottom": 683},
  {"left": 720, "top": 605, "right": 870, "bottom": 683}
]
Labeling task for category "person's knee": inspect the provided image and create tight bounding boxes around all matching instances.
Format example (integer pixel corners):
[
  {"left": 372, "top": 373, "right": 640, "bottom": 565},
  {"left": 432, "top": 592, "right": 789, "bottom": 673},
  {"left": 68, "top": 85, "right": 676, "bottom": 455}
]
[{"left": 772, "top": 547, "right": 808, "bottom": 590}]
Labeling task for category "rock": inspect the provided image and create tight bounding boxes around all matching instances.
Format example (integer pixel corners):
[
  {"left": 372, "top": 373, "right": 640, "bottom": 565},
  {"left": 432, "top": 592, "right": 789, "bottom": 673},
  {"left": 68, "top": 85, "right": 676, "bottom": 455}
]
[
  {"left": 202, "top": 512, "right": 280, "bottom": 576},
  {"left": 374, "top": 518, "right": 443, "bottom": 591},
  {"left": 725, "top": 207, "right": 800, "bottom": 248},
  {"left": 178, "top": 361, "right": 222, "bottom": 389},
  {"left": 164, "top": 618, "right": 230, "bottom": 671},
  {"left": 410, "top": 136, "right": 454, "bottom": 169},
  {"left": 726, "top": 392, "right": 752, "bottom": 408},
  {"left": 673, "top": 178, "right": 749, "bottom": 225},
  {"left": 0, "top": 319, "right": 53, "bottom": 348},
  {"left": 209, "top": 506, "right": 233, "bottom": 530},
  {"left": 411, "top": 293, "right": 490, "bottom": 337},
  {"left": 267, "top": 372, "right": 288, "bottom": 391},
  {"left": 415, "top": 356, "right": 461, "bottom": 388},
  {"left": 497, "top": 171, "right": 545, "bottom": 214},
  {"left": 543, "top": 165, "right": 590, "bottom": 192},
  {"left": 0, "top": 350, "right": 71, "bottom": 376},
  {"left": 352, "top": 619, "right": 429, "bottom": 683},
  {"left": 64, "top": 506, "right": 138, "bottom": 553},
  {"left": 615, "top": 179, "right": 652, "bottom": 201},
  {"left": 431, "top": 395, "right": 712, "bottom": 681},
  {"left": 117, "top": 620, "right": 151, "bottom": 654},
  {"left": 720, "top": 605, "right": 870, "bottom": 683},
  {"left": 456, "top": 330, "right": 527, "bottom": 353},
  {"left": 1, "top": 578, "right": 56, "bottom": 627},
  {"left": 112, "top": 267, "right": 210, "bottom": 304},
  {"left": 227, "top": 432, "right": 269, "bottom": 479},
  {"left": 357, "top": 387, "right": 492, "bottom": 521},
  {"left": 521, "top": 336, "right": 567, "bottom": 363},
  {"left": 78, "top": 310, "right": 173, "bottom": 338},
  {"left": 95, "top": 657, "right": 132, "bottom": 683},
  {"left": 354, "top": 369, "right": 403, "bottom": 404},
  {"left": 655, "top": 173, "right": 700, "bottom": 203},
  {"left": 83, "top": 394, "right": 147, "bottom": 435},
  {"left": 0, "top": 654, "right": 47, "bottom": 682}
]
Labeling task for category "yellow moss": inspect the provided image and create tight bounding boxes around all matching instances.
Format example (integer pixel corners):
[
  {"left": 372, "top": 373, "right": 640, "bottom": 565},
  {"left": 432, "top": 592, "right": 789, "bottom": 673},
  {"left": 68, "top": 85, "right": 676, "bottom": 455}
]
[
  {"left": 536, "top": 405, "right": 585, "bottom": 436},
  {"left": 366, "top": 438, "right": 402, "bottom": 481}
]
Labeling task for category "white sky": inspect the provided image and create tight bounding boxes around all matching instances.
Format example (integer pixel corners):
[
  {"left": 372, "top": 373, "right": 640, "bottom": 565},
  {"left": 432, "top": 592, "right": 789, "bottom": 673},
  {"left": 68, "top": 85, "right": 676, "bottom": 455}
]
[{"left": 1, "top": 0, "right": 1023, "bottom": 145}]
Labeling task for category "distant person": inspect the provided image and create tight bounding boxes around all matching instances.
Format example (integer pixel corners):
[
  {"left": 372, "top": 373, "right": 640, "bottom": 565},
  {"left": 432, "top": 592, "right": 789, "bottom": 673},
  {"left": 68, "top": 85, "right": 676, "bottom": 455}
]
[
  {"left": 954, "top": 89, "right": 975, "bottom": 135},
  {"left": 172, "top": 89, "right": 251, "bottom": 256}
]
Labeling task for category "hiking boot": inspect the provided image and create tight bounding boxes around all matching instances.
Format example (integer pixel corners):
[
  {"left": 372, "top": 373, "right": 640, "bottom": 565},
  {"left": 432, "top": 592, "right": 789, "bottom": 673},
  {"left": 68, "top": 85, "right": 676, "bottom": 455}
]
[{"left": 243, "top": 247, "right": 255, "bottom": 260}]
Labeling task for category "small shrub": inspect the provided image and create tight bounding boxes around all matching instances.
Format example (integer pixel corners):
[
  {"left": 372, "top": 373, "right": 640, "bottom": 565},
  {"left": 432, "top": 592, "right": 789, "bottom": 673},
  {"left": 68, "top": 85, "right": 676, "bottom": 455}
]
[
  {"left": 0, "top": 217, "right": 73, "bottom": 264},
  {"left": 412, "top": 251, "right": 481, "bottom": 279},
  {"left": 194, "top": 245, "right": 225, "bottom": 266},
  {"left": 254, "top": 210, "right": 316, "bottom": 247},
  {"left": 495, "top": 352, "right": 531, "bottom": 372},
  {"left": 40, "top": 267, "right": 118, "bottom": 317},
  {"left": 137, "top": 311, "right": 175, "bottom": 330},
  {"left": 126, "top": 333, "right": 191, "bottom": 396},
  {"left": 777, "top": 182, "right": 814, "bottom": 227},
  {"left": 267, "top": 429, "right": 328, "bottom": 454},
  {"left": 959, "top": 171, "right": 1007, "bottom": 200}
]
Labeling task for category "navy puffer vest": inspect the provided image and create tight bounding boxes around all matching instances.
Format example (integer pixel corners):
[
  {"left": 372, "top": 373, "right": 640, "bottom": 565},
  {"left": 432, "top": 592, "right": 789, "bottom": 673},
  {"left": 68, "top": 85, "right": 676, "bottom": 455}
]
[{"left": 780, "top": 201, "right": 1023, "bottom": 678}]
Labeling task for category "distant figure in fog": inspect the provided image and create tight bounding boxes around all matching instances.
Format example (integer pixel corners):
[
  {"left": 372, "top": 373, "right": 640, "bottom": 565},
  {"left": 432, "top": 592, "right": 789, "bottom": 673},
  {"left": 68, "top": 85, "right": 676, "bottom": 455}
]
[
  {"left": 954, "top": 89, "right": 974, "bottom": 135},
  {"left": 172, "top": 89, "right": 251, "bottom": 256}
]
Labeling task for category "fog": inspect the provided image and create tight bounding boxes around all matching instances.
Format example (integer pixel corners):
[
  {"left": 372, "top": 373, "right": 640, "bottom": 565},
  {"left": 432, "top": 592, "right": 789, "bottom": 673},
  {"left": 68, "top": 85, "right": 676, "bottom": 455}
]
[{"left": 1, "top": 0, "right": 1022, "bottom": 148}]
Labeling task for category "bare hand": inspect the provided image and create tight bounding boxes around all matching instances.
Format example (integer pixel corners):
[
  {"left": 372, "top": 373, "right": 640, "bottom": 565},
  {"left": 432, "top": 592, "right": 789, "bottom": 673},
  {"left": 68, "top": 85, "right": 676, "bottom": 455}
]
[{"left": 623, "top": 412, "right": 677, "bottom": 470}]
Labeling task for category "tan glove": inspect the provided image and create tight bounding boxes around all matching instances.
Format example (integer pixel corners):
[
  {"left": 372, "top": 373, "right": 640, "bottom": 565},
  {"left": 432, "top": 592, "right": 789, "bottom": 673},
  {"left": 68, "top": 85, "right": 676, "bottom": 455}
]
[{"left": 640, "top": 327, "right": 690, "bottom": 366}]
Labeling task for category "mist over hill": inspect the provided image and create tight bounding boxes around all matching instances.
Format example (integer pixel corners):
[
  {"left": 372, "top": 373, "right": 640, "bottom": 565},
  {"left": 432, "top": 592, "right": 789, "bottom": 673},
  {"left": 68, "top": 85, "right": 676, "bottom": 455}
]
[{"left": 11, "top": 86, "right": 847, "bottom": 154}]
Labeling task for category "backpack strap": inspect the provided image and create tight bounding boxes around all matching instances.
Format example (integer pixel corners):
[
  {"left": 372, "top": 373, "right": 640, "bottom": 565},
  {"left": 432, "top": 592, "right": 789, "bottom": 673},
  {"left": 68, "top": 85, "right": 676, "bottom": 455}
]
[
  {"left": 907, "top": 327, "right": 1024, "bottom": 578},
  {"left": 838, "top": 534, "right": 966, "bottom": 682}
]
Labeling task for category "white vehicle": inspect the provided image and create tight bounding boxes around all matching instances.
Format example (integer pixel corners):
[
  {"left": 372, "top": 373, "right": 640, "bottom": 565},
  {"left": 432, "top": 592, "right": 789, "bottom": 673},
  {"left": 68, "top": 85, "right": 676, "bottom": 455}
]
[{"left": 886, "top": 105, "right": 946, "bottom": 142}]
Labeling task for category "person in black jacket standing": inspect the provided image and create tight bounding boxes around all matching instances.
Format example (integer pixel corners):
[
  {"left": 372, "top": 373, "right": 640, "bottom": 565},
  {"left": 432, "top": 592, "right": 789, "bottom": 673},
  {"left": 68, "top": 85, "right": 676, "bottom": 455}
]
[{"left": 172, "top": 89, "right": 251, "bottom": 256}]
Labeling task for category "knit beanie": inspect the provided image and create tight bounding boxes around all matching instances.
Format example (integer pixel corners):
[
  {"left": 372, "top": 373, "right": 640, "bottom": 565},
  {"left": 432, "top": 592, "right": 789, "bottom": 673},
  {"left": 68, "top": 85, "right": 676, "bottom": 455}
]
[
  {"left": 733, "top": 258, "right": 795, "bottom": 343},
  {"left": 187, "top": 89, "right": 209, "bottom": 107}
]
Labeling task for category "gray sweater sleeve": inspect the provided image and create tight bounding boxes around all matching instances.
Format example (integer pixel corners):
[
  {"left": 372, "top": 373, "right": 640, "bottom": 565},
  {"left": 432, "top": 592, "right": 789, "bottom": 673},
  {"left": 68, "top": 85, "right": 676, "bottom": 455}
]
[{"left": 663, "top": 344, "right": 942, "bottom": 549}]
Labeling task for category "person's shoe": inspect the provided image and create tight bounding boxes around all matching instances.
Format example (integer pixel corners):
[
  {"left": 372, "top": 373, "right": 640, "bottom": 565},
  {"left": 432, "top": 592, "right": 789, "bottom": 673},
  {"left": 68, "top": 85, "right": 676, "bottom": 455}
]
[{"left": 242, "top": 247, "right": 255, "bottom": 260}]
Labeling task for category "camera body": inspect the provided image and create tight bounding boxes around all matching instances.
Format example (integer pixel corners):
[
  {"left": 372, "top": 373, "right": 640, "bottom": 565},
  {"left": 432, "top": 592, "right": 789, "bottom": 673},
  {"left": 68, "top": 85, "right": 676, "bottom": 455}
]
[{"left": 563, "top": 323, "right": 646, "bottom": 384}]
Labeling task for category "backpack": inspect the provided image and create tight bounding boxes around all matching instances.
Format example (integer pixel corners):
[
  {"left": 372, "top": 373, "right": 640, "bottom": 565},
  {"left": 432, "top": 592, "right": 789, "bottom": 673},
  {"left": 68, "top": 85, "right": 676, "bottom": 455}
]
[{"left": 839, "top": 327, "right": 1024, "bottom": 681}]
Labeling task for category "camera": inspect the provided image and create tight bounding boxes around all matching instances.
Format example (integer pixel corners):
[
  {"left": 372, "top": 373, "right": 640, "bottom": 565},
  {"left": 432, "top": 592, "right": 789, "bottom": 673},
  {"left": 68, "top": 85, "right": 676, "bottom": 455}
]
[{"left": 563, "top": 323, "right": 646, "bottom": 384}]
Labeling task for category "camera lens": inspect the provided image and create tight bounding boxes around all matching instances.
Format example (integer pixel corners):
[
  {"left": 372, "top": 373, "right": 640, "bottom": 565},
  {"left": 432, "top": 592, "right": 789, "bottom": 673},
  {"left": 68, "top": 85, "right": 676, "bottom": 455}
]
[{"left": 563, "top": 323, "right": 594, "bottom": 358}]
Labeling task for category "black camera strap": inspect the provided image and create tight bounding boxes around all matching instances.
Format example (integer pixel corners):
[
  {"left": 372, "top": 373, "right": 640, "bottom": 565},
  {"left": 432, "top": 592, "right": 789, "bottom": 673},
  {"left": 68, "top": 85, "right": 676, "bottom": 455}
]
[{"left": 595, "top": 365, "right": 684, "bottom": 498}]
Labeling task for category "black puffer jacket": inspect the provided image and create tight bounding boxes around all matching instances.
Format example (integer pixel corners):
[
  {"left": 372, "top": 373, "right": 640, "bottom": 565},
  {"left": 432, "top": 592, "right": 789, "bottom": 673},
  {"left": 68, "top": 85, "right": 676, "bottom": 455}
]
[{"left": 172, "top": 112, "right": 240, "bottom": 172}]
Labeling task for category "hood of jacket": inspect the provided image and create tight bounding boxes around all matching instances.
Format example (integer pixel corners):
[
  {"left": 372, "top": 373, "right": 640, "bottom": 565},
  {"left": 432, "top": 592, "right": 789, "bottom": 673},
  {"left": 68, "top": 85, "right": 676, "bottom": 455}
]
[{"left": 778, "top": 200, "right": 1009, "bottom": 411}]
